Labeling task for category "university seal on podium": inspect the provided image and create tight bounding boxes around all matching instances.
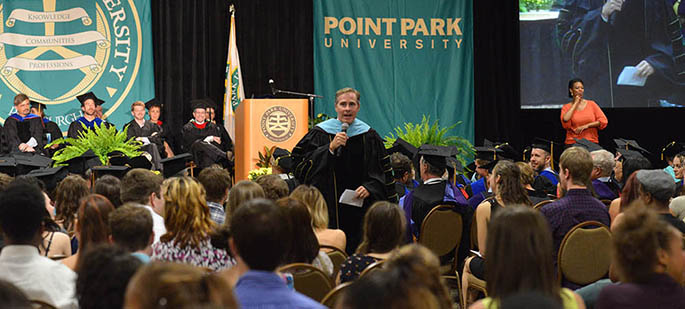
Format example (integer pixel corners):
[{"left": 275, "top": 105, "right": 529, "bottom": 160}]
[{"left": 260, "top": 105, "right": 296, "bottom": 142}]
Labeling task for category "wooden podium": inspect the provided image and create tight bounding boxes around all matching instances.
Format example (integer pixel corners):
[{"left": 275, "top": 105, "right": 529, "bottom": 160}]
[{"left": 235, "top": 99, "right": 308, "bottom": 181}]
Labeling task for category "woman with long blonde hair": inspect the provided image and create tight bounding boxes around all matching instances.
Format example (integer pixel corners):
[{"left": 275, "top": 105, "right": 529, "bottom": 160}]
[
  {"left": 151, "top": 176, "right": 232, "bottom": 271},
  {"left": 290, "top": 185, "right": 346, "bottom": 251}
]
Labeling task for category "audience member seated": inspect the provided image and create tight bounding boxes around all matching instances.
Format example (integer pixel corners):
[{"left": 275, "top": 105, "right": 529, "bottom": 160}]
[
  {"left": 673, "top": 152, "right": 685, "bottom": 196},
  {"left": 94, "top": 175, "right": 122, "bottom": 208},
  {"left": 590, "top": 149, "right": 621, "bottom": 201},
  {"left": 39, "top": 207, "right": 72, "bottom": 259},
  {"left": 516, "top": 161, "right": 550, "bottom": 204},
  {"left": 276, "top": 197, "right": 334, "bottom": 276},
  {"left": 470, "top": 206, "right": 586, "bottom": 309},
  {"left": 109, "top": 204, "right": 154, "bottom": 263},
  {"left": 612, "top": 170, "right": 685, "bottom": 233},
  {"left": 198, "top": 167, "right": 232, "bottom": 225},
  {"left": 54, "top": 175, "right": 90, "bottom": 250},
  {"left": 669, "top": 195, "right": 685, "bottom": 220},
  {"left": 125, "top": 262, "right": 238, "bottom": 308},
  {"left": 463, "top": 160, "right": 533, "bottom": 300},
  {"left": 385, "top": 244, "right": 453, "bottom": 308},
  {"left": 0, "top": 280, "right": 31, "bottom": 308},
  {"left": 338, "top": 201, "right": 406, "bottom": 284},
  {"left": 229, "top": 198, "right": 324, "bottom": 308},
  {"left": 227, "top": 180, "right": 265, "bottom": 217},
  {"left": 290, "top": 184, "right": 347, "bottom": 251},
  {"left": 271, "top": 147, "right": 300, "bottom": 192},
  {"left": 0, "top": 183, "right": 77, "bottom": 308},
  {"left": 256, "top": 174, "right": 289, "bottom": 201},
  {"left": 390, "top": 152, "right": 419, "bottom": 198},
  {"left": 120, "top": 168, "right": 165, "bottom": 243},
  {"left": 540, "top": 147, "right": 610, "bottom": 289},
  {"left": 151, "top": 176, "right": 232, "bottom": 271},
  {"left": 608, "top": 172, "right": 644, "bottom": 221},
  {"left": 75, "top": 244, "right": 143, "bottom": 309},
  {"left": 61, "top": 194, "right": 115, "bottom": 270},
  {"left": 597, "top": 207, "right": 685, "bottom": 308}
]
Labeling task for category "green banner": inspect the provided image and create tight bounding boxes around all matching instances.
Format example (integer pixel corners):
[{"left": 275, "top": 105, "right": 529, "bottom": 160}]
[
  {"left": 0, "top": 0, "right": 154, "bottom": 132},
  {"left": 313, "top": 0, "right": 473, "bottom": 142}
]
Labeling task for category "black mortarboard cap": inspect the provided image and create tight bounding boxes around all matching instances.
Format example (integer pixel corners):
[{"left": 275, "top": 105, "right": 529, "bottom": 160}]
[
  {"left": 0, "top": 156, "right": 17, "bottom": 176},
  {"left": 190, "top": 99, "right": 209, "bottom": 111},
  {"left": 128, "top": 155, "right": 152, "bottom": 170},
  {"left": 272, "top": 147, "right": 294, "bottom": 173},
  {"left": 27, "top": 166, "right": 68, "bottom": 193},
  {"left": 62, "top": 150, "right": 101, "bottom": 175},
  {"left": 480, "top": 159, "right": 499, "bottom": 172},
  {"left": 202, "top": 97, "right": 218, "bottom": 110},
  {"left": 13, "top": 153, "right": 53, "bottom": 175},
  {"left": 30, "top": 100, "right": 47, "bottom": 111},
  {"left": 615, "top": 149, "right": 645, "bottom": 162},
  {"left": 661, "top": 141, "right": 683, "bottom": 161},
  {"left": 160, "top": 153, "right": 193, "bottom": 178},
  {"left": 522, "top": 146, "right": 532, "bottom": 162},
  {"left": 446, "top": 155, "right": 464, "bottom": 173},
  {"left": 494, "top": 142, "right": 519, "bottom": 161},
  {"left": 388, "top": 138, "right": 418, "bottom": 160},
  {"left": 91, "top": 165, "right": 131, "bottom": 180},
  {"left": 474, "top": 146, "right": 503, "bottom": 161},
  {"left": 574, "top": 138, "right": 604, "bottom": 152},
  {"left": 145, "top": 98, "right": 162, "bottom": 110},
  {"left": 76, "top": 92, "right": 105, "bottom": 106},
  {"left": 613, "top": 138, "right": 651, "bottom": 156},
  {"left": 531, "top": 137, "right": 559, "bottom": 154},
  {"left": 417, "top": 144, "right": 458, "bottom": 170}
]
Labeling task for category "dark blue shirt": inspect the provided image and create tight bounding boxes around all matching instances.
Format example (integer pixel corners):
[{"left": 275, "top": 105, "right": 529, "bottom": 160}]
[{"left": 234, "top": 270, "right": 325, "bottom": 309}]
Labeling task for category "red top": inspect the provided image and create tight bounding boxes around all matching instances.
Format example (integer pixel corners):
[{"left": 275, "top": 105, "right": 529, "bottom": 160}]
[
  {"left": 560, "top": 100, "right": 608, "bottom": 144},
  {"left": 192, "top": 121, "right": 207, "bottom": 129}
]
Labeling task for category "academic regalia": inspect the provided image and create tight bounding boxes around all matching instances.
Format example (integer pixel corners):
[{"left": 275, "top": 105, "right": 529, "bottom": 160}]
[
  {"left": 470, "top": 178, "right": 487, "bottom": 197},
  {"left": 592, "top": 178, "right": 621, "bottom": 200},
  {"left": 291, "top": 118, "right": 396, "bottom": 254},
  {"left": 394, "top": 179, "right": 420, "bottom": 198},
  {"left": 4, "top": 113, "right": 44, "bottom": 154},
  {"left": 468, "top": 191, "right": 493, "bottom": 211},
  {"left": 124, "top": 119, "right": 164, "bottom": 170},
  {"left": 533, "top": 174, "right": 557, "bottom": 197},
  {"left": 67, "top": 116, "right": 104, "bottom": 139},
  {"left": 181, "top": 121, "right": 231, "bottom": 169},
  {"left": 539, "top": 169, "right": 560, "bottom": 186}
]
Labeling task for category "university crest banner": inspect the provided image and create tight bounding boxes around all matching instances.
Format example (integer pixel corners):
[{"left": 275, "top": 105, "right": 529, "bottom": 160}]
[
  {"left": 0, "top": 0, "right": 153, "bottom": 132},
  {"left": 313, "top": 0, "right": 474, "bottom": 142}
]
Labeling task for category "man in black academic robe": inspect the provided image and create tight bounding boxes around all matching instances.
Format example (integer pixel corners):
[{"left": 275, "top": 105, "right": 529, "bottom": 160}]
[
  {"left": 68, "top": 92, "right": 108, "bottom": 139},
  {"left": 5, "top": 94, "right": 44, "bottom": 154},
  {"left": 123, "top": 101, "right": 164, "bottom": 170},
  {"left": 291, "top": 88, "right": 396, "bottom": 253},
  {"left": 181, "top": 99, "right": 232, "bottom": 169},
  {"left": 145, "top": 98, "right": 174, "bottom": 158},
  {"left": 205, "top": 98, "right": 234, "bottom": 157},
  {"left": 30, "top": 101, "right": 62, "bottom": 157}
]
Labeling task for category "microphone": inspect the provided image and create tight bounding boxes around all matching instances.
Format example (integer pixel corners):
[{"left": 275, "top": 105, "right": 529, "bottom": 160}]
[
  {"left": 269, "top": 79, "right": 276, "bottom": 96},
  {"left": 336, "top": 122, "right": 349, "bottom": 157}
]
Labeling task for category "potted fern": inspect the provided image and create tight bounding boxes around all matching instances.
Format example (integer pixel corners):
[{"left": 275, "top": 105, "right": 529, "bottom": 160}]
[
  {"left": 46, "top": 123, "right": 143, "bottom": 166},
  {"left": 384, "top": 115, "right": 474, "bottom": 170}
]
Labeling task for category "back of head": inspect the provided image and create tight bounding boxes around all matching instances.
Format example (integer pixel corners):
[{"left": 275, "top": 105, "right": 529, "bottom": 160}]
[
  {"left": 12, "top": 175, "right": 46, "bottom": 193},
  {"left": 227, "top": 180, "right": 265, "bottom": 216},
  {"left": 493, "top": 160, "right": 531, "bottom": 206},
  {"left": 485, "top": 205, "right": 559, "bottom": 302},
  {"left": 0, "top": 173, "right": 14, "bottom": 193},
  {"left": 162, "top": 176, "right": 214, "bottom": 247},
  {"left": 0, "top": 183, "right": 45, "bottom": 244},
  {"left": 55, "top": 175, "right": 89, "bottom": 233},
  {"left": 622, "top": 156, "right": 652, "bottom": 186},
  {"left": 125, "top": 262, "right": 237, "bottom": 309},
  {"left": 390, "top": 152, "right": 413, "bottom": 180},
  {"left": 290, "top": 184, "right": 329, "bottom": 229},
  {"left": 230, "top": 198, "right": 290, "bottom": 271},
  {"left": 619, "top": 172, "right": 642, "bottom": 212},
  {"left": 516, "top": 161, "right": 535, "bottom": 186},
  {"left": 560, "top": 147, "right": 593, "bottom": 186},
  {"left": 120, "top": 168, "right": 163, "bottom": 205},
  {"left": 255, "top": 174, "right": 289, "bottom": 201},
  {"left": 357, "top": 201, "right": 406, "bottom": 254},
  {"left": 276, "top": 197, "right": 319, "bottom": 264},
  {"left": 636, "top": 169, "right": 675, "bottom": 206},
  {"left": 76, "top": 244, "right": 143, "bottom": 309},
  {"left": 385, "top": 244, "right": 452, "bottom": 308},
  {"left": 591, "top": 149, "right": 615, "bottom": 177},
  {"left": 94, "top": 175, "right": 122, "bottom": 208},
  {"left": 77, "top": 194, "right": 115, "bottom": 254},
  {"left": 109, "top": 204, "right": 153, "bottom": 252},
  {"left": 612, "top": 204, "right": 675, "bottom": 283},
  {"left": 198, "top": 167, "right": 232, "bottom": 203}
]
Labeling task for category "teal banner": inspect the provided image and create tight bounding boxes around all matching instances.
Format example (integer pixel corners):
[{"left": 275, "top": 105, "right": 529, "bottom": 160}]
[
  {"left": 0, "top": 0, "right": 154, "bottom": 132},
  {"left": 313, "top": 0, "right": 474, "bottom": 142}
]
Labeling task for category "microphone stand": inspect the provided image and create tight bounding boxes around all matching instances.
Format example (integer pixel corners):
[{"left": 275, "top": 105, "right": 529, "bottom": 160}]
[{"left": 271, "top": 86, "right": 323, "bottom": 123}]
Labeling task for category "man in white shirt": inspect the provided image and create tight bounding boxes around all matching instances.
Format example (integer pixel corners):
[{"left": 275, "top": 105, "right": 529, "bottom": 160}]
[
  {"left": 0, "top": 183, "right": 77, "bottom": 308},
  {"left": 120, "top": 168, "right": 166, "bottom": 243}
]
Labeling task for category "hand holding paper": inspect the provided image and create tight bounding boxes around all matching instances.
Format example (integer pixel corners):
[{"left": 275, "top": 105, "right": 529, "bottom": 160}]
[{"left": 339, "top": 189, "right": 363, "bottom": 207}]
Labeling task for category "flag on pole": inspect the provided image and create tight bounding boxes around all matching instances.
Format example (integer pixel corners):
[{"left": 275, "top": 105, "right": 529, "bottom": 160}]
[{"left": 224, "top": 4, "right": 244, "bottom": 140}]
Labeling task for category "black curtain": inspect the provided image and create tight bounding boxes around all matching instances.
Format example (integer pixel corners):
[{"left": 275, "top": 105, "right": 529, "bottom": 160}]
[{"left": 151, "top": 0, "right": 313, "bottom": 152}]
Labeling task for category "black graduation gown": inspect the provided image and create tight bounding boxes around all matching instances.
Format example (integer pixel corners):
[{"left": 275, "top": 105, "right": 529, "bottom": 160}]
[
  {"left": 4, "top": 115, "right": 44, "bottom": 154},
  {"left": 67, "top": 117, "right": 108, "bottom": 139},
  {"left": 214, "top": 122, "right": 234, "bottom": 153},
  {"left": 124, "top": 120, "right": 164, "bottom": 154},
  {"left": 43, "top": 119, "right": 64, "bottom": 157},
  {"left": 292, "top": 126, "right": 396, "bottom": 253},
  {"left": 181, "top": 121, "right": 231, "bottom": 169}
]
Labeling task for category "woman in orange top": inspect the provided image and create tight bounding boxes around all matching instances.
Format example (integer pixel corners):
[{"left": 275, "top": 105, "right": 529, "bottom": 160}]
[{"left": 560, "top": 78, "right": 608, "bottom": 145}]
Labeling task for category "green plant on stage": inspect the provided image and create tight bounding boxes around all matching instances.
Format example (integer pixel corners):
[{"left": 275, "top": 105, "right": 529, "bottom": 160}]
[
  {"left": 384, "top": 115, "right": 475, "bottom": 170},
  {"left": 248, "top": 167, "right": 272, "bottom": 181},
  {"left": 46, "top": 123, "right": 143, "bottom": 166},
  {"left": 309, "top": 113, "right": 331, "bottom": 129},
  {"left": 256, "top": 145, "right": 277, "bottom": 168},
  {"left": 519, "top": 0, "right": 553, "bottom": 12}
]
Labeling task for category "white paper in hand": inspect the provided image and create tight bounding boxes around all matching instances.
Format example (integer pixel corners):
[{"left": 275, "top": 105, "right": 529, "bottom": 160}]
[
  {"left": 203, "top": 136, "right": 215, "bottom": 143},
  {"left": 617, "top": 66, "right": 647, "bottom": 87},
  {"left": 339, "top": 189, "right": 363, "bottom": 207}
]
